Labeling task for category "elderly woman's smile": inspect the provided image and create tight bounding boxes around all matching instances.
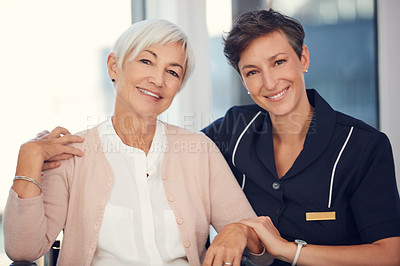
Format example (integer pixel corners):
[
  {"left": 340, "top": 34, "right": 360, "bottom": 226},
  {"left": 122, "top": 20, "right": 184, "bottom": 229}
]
[{"left": 137, "top": 87, "right": 163, "bottom": 99}]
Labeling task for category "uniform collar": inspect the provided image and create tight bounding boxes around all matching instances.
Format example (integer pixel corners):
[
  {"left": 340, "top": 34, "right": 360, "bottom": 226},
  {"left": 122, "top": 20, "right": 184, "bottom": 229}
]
[{"left": 255, "top": 89, "right": 337, "bottom": 179}]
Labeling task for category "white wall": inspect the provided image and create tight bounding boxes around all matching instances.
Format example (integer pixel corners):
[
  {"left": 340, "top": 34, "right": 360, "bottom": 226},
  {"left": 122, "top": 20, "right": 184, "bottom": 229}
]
[
  {"left": 378, "top": 0, "right": 400, "bottom": 193},
  {"left": 0, "top": 1, "right": 132, "bottom": 263},
  {"left": 0, "top": 0, "right": 131, "bottom": 211}
]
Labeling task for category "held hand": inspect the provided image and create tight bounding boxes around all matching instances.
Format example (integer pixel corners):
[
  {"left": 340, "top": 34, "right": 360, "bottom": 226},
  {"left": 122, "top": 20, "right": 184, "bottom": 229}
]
[
  {"left": 240, "top": 216, "right": 288, "bottom": 258},
  {"left": 203, "top": 223, "right": 249, "bottom": 266}
]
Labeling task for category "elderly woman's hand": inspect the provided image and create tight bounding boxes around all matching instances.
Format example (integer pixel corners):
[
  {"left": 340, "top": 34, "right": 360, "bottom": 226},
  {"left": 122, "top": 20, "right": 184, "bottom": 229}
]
[{"left": 203, "top": 223, "right": 261, "bottom": 266}]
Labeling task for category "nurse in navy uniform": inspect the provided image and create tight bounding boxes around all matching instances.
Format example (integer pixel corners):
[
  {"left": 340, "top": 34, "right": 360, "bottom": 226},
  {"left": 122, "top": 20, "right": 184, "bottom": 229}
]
[{"left": 203, "top": 9, "right": 400, "bottom": 266}]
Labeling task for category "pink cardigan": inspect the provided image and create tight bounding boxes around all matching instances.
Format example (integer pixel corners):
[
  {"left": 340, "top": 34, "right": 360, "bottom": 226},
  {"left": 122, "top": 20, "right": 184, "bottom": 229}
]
[{"left": 4, "top": 122, "right": 256, "bottom": 265}]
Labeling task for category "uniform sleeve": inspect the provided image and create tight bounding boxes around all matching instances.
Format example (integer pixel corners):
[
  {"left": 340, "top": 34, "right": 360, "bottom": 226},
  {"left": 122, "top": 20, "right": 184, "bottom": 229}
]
[
  {"left": 350, "top": 133, "right": 400, "bottom": 243},
  {"left": 202, "top": 111, "right": 236, "bottom": 162},
  {"left": 202, "top": 117, "right": 224, "bottom": 143},
  {"left": 3, "top": 158, "right": 72, "bottom": 261}
]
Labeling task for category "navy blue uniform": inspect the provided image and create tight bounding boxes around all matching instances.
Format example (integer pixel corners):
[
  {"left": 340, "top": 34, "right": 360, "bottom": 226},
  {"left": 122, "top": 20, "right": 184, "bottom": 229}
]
[{"left": 203, "top": 89, "right": 400, "bottom": 265}]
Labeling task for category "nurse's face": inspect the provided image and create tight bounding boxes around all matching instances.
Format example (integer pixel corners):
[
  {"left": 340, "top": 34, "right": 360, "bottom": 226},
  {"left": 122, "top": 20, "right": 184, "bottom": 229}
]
[
  {"left": 108, "top": 41, "right": 186, "bottom": 119},
  {"left": 238, "top": 31, "right": 310, "bottom": 118}
]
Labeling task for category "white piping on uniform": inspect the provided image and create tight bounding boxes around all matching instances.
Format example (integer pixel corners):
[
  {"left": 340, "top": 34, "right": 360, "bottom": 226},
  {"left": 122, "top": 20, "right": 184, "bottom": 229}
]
[
  {"left": 328, "top": 126, "right": 354, "bottom": 208},
  {"left": 231, "top": 111, "right": 262, "bottom": 190},
  {"left": 241, "top": 174, "right": 246, "bottom": 190}
]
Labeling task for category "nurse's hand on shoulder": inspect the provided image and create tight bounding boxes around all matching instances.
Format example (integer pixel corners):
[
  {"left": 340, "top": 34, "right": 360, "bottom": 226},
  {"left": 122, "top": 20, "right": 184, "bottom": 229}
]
[
  {"left": 16, "top": 126, "right": 85, "bottom": 177},
  {"left": 20, "top": 126, "right": 85, "bottom": 170},
  {"left": 203, "top": 223, "right": 250, "bottom": 266},
  {"left": 14, "top": 126, "right": 85, "bottom": 198},
  {"left": 240, "top": 216, "right": 290, "bottom": 258},
  {"left": 39, "top": 127, "right": 85, "bottom": 170}
]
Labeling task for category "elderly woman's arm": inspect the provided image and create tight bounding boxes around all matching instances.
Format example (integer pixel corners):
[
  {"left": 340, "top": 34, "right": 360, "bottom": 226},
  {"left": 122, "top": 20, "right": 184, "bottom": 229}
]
[
  {"left": 200, "top": 135, "right": 269, "bottom": 266},
  {"left": 4, "top": 127, "right": 84, "bottom": 261},
  {"left": 241, "top": 216, "right": 400, "bottom": 266},
  {"left": 203, "top": 223, "right": 265, "bottom": 266}
]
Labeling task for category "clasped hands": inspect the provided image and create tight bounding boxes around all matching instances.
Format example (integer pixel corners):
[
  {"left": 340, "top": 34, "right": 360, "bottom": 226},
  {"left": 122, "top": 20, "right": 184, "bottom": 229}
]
[{"left": 203, "top": 217, "right": 286, "bottom": 266}]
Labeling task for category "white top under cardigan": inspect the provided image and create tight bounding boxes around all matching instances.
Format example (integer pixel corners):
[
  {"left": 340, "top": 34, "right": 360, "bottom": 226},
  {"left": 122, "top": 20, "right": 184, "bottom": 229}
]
[{"left": 92, "top": 118, "right": 188, "bottom": 265}]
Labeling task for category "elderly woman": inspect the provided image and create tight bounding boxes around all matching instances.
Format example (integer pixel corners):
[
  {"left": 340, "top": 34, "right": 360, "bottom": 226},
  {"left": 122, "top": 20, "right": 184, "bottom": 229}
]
[{"left": 4, "top": 19, "right": 263, "bottom": 265}]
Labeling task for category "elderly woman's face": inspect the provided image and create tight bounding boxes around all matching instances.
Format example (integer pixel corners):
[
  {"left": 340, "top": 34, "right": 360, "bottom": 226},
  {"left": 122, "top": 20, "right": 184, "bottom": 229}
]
[{"left": 112, "top": 42, "right": 186, "bottom": 118}]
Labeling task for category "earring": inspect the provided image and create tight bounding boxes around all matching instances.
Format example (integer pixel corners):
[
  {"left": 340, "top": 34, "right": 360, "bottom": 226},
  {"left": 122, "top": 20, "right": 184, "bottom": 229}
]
[
  {"left": 112, "top": 79, "right": 115, "bottom": 82},
  {"left": 247, "top": 91, "right": 250, "bottom": 95},
  {"left": 304, "top": 69, "right": 308, "bottom": 73}
]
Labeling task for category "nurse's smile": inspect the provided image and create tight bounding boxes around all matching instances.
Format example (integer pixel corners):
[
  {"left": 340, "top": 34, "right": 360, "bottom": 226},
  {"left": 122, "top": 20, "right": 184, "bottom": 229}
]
[{"left": 265, "top": 87, "right": 289, "bottom": 101}]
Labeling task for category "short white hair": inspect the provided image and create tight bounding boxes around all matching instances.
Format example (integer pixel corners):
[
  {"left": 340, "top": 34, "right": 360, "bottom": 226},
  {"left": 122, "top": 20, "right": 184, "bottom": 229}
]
[{"left": 110, "top": 19, "right": 195, "bottom": 87}]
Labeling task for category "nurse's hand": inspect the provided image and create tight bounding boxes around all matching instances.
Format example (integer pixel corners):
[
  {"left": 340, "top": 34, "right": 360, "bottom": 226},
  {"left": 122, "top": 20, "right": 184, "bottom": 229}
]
[
  {"left": 240, "top": 216, "right": 289, "bottom": 258},
  {"left": 13, "top": 126, "right": 84, "bottom": 198},
  {"left": 203, "top": 223, "right": 261, "bottom": 266},
  {"left": 20, "top": 127, "right": 85, "bottom": 169},
  {"left": 34, "top": 127, "right": 85, "bottom": 170}
]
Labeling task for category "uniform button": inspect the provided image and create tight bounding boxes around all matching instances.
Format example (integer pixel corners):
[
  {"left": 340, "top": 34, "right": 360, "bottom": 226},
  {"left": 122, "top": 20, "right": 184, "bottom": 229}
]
[
  {"left": 275, "top": 207, "right": 282, "bottom": 215},
  {"left": 272, "top": 182, "right": 281, "bottom": 190},
  {"left": 168, "top": 196, "right": 174, "bottom": 202},
  {"left": 177, "top": 218, "right": 184, "bottom": 224},
  {"left": 184, "top": 242, "right": 190, "bottom": 248}
]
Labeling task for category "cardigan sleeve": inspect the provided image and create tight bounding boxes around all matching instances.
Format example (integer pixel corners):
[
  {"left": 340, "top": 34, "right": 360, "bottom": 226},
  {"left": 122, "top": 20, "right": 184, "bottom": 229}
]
[
  {"left": 204, "top": 134, "right": 257, "bottom": 231},
  {"left": 3, "top": 154, "right": 73, "bottom": 261}
]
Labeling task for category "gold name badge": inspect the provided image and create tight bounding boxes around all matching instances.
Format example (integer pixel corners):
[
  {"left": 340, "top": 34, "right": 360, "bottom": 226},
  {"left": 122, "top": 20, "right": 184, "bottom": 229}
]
[{"left": 306, "top": 211, "right": 336, "bottom": 221}]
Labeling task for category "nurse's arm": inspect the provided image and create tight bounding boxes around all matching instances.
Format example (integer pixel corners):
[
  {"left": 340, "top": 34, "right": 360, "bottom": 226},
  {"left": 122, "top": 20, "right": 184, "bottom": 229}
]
[
  {"left": 288, "top": 237, "right": 400, "bottom": 266},
  {"left": 241, "top": 217, "right": 400, "bottom": 266}
]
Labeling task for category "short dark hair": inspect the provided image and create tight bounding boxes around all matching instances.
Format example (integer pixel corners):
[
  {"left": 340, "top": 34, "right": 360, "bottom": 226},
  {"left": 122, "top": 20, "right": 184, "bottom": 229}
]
[{"left": 223, "top": 9, "right": 305, "bottom": 73}]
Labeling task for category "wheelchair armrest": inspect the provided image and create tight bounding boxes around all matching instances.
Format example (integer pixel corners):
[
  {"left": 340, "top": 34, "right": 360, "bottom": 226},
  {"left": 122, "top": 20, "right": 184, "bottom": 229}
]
[
  {"left": 10, "top": 262, "right": 37, "bottom": 266},
  {"left": 10, "top": 240, "right": 61, "bottom": 266},
  {"left": 44, "top": 240, "right": 61, "bottom": 266}
]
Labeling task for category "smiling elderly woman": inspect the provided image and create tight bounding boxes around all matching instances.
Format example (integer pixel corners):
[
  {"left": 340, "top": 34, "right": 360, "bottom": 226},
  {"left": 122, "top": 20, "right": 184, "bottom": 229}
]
[{"left": 4, "top": 19, "right": 263, "bottom": 265}]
